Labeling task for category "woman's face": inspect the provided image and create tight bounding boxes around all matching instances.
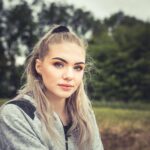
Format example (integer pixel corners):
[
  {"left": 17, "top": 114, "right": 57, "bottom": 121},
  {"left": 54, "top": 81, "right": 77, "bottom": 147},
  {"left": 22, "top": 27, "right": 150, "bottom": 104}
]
[{"left": 35, "top": 42, "right": 85, "bottom": 100}]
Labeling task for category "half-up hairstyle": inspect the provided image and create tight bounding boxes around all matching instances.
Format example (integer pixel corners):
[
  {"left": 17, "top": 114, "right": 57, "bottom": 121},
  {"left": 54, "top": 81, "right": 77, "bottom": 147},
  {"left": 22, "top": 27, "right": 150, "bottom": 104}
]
[{"left": 18, "top": 25, "right": 94, "bottom": 149}]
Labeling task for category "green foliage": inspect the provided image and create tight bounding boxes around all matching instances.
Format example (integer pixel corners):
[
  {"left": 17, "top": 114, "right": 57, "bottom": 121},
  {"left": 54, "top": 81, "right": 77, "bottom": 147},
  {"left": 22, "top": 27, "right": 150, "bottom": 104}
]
[
  {"left": 0, "top": 0, "right": 99, "bottom": 98},
  {"left": 0, "top": 1, "right": 149, "bottom": 102},
  {"left": 87, "top": 12, "right": 150, "bottom": 101},
  {"left": 0, "top": 0, "right": 38, "bottom": 97}
]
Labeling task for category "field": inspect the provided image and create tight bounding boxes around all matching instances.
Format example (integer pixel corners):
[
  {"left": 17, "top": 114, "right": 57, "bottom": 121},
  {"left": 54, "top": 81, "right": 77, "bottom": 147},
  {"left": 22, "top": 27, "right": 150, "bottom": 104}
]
[
  {"left": 0, "top": 99, "right": 150, "bottom": 150},
  {"left": 0, "top": 99, "right": 7, "bottom": 106},
  {"left": 92, "top": 101, "right": 150, "bottom": 150}
]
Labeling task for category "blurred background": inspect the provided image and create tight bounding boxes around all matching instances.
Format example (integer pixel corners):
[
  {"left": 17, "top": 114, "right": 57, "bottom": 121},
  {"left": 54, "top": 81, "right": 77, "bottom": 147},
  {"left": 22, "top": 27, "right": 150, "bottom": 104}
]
[{"left": 0, "top": 0, "right": 150, "bottom": 149}]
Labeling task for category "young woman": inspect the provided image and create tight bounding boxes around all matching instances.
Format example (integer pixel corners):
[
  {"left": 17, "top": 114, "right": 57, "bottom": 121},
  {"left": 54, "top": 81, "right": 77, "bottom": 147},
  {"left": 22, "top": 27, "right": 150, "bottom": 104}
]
[{"left": 0, "top": 25, "right": 104, "bottom": 150}]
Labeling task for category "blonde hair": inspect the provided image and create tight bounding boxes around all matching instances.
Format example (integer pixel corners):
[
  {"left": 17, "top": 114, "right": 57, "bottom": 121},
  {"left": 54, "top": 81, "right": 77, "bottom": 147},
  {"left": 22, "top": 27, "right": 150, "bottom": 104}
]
[{"left": 18, "top": 25, "right": 94, "bottom": 149}]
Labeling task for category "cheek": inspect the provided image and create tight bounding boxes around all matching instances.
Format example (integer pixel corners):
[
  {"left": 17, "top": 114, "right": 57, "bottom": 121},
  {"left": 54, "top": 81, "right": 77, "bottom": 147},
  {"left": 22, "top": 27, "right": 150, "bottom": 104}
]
[
  {"left": 41, "top": 67, "right": 57, "bottom": 83},
  {"left": 75, "top": 72, "right": 84, "bottom": 85}
]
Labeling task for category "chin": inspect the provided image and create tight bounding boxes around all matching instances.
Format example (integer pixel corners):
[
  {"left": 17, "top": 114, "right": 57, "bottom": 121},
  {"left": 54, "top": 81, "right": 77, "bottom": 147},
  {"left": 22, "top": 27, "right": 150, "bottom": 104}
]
[{"left": 58, "top": 91, "right": 74, "bottom": 99}]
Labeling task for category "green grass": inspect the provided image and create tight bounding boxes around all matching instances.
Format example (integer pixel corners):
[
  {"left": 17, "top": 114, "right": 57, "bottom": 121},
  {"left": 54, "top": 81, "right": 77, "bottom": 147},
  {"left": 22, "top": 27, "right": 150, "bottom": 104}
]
[
  {"left": 93, "top": 101, "right": 150, "bottom": 132},
  {"left": 0, "top": 99, "right": 7, "bottom": 106},
  {"left": 92, "top": 100, "right": 150, "bottom": 110}
]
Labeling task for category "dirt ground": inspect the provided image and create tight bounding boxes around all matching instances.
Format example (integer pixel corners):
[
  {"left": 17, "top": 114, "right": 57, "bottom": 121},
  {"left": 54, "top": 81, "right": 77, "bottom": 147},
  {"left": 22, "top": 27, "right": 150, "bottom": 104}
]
[{"left": 101, "top": 129, "right": 150, "bottom": 150}]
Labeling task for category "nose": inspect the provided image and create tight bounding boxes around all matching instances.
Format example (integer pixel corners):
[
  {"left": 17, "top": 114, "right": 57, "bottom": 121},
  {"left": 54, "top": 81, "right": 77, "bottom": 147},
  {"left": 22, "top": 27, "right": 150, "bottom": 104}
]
[{"left": 62, "top": 67, "right": 74, "bottom": 81}]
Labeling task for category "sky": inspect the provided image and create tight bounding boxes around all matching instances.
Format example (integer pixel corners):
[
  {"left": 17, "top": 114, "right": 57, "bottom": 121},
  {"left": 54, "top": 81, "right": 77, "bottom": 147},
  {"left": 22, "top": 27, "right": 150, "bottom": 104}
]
[
  {"left": 5, "top": 0, "right": 150, "bottom": 21},
  {"left": 57, "top": 0, "right": 150, "bottom": 21}
]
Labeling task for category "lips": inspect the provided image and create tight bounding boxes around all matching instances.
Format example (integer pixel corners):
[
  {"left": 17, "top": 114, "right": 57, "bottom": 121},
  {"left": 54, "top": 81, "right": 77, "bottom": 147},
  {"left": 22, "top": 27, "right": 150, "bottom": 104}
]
[{"left": 58, "top": 84, "right": 74, "bottom": 91}]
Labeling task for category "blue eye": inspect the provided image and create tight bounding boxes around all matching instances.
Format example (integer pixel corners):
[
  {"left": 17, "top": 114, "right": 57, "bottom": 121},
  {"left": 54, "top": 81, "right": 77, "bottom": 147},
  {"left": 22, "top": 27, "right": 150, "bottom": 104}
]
[
  {"left": 53, "top": 62, "right": 64, "bottom": 68},
  {"left": 74, "top": 66, "right": 83, "bottom": 71}
]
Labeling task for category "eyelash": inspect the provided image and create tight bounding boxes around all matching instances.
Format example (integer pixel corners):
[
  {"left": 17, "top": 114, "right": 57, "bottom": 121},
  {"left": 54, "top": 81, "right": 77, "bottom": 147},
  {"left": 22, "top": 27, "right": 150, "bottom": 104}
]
[
  {"left": 74, "top": 66, "right": 83, "bottom": 71},
  {"left": 53, "top": 62, "right": 64, "bottom": 68},
  {"left": 53, "top": 62, "right": 84, "bottom": 71}
]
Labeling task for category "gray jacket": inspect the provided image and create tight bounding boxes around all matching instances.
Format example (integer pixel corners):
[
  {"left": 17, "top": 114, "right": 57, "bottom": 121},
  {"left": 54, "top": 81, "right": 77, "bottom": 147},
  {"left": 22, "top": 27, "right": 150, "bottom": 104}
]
[{"left": 0, "top": 95, "right": 104, "bottom": 150}]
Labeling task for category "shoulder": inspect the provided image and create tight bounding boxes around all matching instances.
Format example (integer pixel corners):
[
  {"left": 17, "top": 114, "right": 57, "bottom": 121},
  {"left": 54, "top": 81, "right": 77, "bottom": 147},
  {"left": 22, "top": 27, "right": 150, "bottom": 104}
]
[{"left": 0, "top": 99, "right": 36, "bottom": 121}]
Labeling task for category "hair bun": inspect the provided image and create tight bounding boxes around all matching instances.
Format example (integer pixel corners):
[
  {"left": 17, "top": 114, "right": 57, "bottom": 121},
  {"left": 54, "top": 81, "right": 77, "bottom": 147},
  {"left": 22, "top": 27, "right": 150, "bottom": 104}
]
[{"left": 52, "top": 25, "right": 69, "bottom": 34}]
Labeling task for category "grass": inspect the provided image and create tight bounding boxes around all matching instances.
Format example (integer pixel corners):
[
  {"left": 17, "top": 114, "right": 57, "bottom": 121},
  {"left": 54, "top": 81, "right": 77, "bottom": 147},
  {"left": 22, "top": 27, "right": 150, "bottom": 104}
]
[
  {"left": 0, "top": 99, "right": 7, "bottom": 106},
  {"left": 92, "top": 100, "right": 150, "bottom": 110},
  {"left": 92, "top": 101, "right": 150, "bottom": 132},
  {"left": 92, "top": 101, "right": 150, "bottom": 150},
  {"left": 94, "top": 107, "right": 150, "bottom": 132}
]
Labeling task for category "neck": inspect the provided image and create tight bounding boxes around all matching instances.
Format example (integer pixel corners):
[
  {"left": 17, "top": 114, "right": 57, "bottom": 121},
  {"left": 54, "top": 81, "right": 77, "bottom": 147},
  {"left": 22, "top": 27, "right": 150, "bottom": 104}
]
[
  {"left": 46, "top": 92, "right": 66, "bottom": 113},
  {"left": 53, "top": 99, "right": 66, "bottom": 115},
  {"left": 45, "top": 92, "right": 70, "bottom": 125}
]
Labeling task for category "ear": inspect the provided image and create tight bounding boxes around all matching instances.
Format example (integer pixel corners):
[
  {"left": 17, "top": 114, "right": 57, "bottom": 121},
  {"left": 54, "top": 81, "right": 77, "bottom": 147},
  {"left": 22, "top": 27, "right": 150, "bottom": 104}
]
[{"left": 35, "top": 59, "right": 42, "bottom": 74}]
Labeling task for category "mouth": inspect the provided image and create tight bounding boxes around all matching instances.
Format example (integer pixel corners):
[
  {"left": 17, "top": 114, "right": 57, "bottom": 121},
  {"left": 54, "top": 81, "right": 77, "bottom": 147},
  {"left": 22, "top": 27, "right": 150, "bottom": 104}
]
[{"left": 58, "top": 84, "right": 74, "bottom": 91}]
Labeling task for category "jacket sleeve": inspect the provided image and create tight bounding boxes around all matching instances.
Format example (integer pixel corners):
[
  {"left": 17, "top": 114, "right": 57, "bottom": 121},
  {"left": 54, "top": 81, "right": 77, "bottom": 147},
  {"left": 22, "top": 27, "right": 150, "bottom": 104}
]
[
  {"left": 91, "top": 111, "right": 104, "bottom": 150},
  {"left": 0, "top": 104, "right": 48, "bottom": 150}
]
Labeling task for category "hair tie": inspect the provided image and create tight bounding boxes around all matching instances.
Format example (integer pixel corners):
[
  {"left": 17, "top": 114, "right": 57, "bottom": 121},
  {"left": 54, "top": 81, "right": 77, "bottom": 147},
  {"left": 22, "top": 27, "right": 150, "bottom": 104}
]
[{"left": 52, "top": 25, "right": 69, "bottom": 34}]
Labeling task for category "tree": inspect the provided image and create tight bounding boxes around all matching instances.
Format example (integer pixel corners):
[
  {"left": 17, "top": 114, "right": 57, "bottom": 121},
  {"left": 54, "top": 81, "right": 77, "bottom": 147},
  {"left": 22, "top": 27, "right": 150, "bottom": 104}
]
[
  {"left": 88, "top": 13, "right": 150, "bottom": 101},
  {"left": 0, "top": 0, "right": 100, "bottom": 98},
  {"left": 0, "top": 0, "right": 37, "bottom": 97}
]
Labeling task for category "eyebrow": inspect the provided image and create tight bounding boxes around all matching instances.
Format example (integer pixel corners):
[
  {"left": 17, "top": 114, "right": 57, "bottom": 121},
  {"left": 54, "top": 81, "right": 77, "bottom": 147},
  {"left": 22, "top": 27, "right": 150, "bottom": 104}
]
[{"left": 52, "top": 57, "right": 85, "bottom": 65}]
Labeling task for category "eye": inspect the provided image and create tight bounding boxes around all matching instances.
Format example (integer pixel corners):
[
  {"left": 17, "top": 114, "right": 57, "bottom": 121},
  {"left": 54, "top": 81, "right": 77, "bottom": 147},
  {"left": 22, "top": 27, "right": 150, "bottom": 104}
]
[
  {"left": 74, "top": 65, "right": 83, "bottom": 71},
  {"left": 53, "top": 62, "right": 64, "bottom": 68}
]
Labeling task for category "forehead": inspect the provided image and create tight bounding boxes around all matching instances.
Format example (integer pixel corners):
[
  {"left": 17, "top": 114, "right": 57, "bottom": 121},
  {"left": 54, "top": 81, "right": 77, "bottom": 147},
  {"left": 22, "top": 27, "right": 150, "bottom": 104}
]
[{"left": 47, "top": 42, "right": 85, "bottom": 62}]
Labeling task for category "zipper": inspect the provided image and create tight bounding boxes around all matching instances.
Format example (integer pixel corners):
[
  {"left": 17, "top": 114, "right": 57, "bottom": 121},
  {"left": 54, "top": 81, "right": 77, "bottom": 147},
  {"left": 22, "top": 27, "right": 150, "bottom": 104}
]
[
  {"left": 65, "top": 133, "right": 68, "bottom": 150},
  {"left": 57, "top": 116, "right": 71, "bottom": 150},
  {"left": 63, "top": 124, "right": 71, "bottom": 150}
]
